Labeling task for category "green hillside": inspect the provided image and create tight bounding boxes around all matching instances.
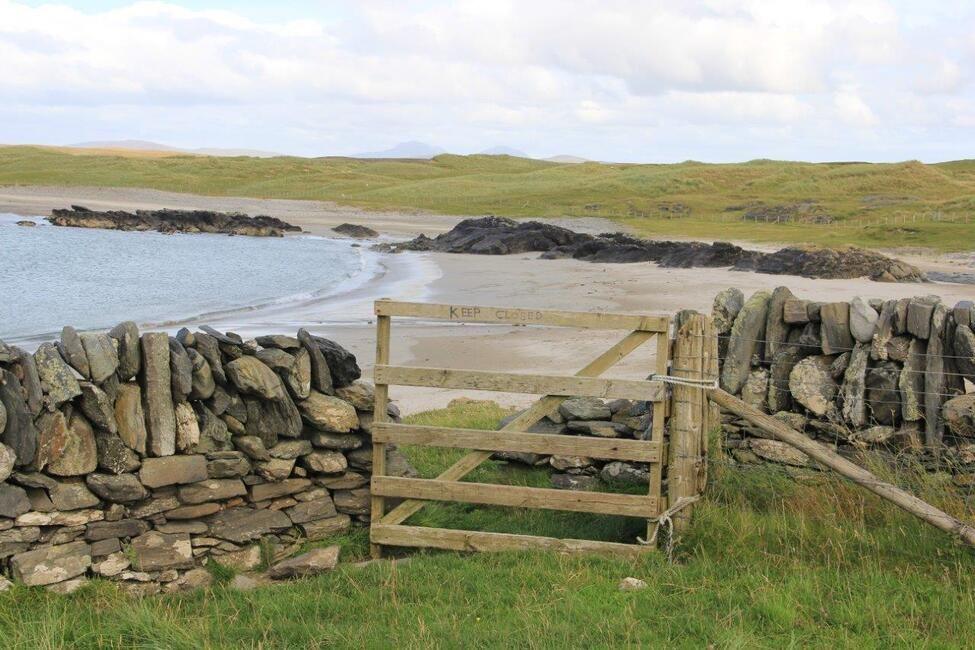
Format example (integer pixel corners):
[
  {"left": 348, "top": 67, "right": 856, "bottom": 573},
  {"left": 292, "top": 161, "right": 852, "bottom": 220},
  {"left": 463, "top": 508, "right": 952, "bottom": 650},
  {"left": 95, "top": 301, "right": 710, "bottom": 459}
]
[{"left": 4, "top": 146, "right": 975, "bottom": 250}]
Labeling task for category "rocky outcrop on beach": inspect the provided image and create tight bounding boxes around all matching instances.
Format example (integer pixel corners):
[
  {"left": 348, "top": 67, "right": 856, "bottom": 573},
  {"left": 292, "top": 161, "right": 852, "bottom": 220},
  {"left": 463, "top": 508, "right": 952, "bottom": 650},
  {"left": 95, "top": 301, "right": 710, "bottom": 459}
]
[
  {"left": 740, "top": 247, "right": 925, "bottom": 283},
  {"left": 0, "top": 323, "right": 413, "bottom": 594},
  {"left": 49, "top": 206, "right": 301, "bottom": 237},
  {"left": 332, "top": 223, "right": 379, "bottom": 238},
  {"left": 387, "top": 216, "right": 925, "bottom": 283}
]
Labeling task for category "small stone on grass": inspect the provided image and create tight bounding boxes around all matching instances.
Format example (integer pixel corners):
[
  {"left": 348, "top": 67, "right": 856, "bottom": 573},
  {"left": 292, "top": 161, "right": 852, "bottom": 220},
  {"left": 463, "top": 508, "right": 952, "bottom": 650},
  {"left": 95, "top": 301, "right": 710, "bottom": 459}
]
[{"left": 618, "top": 577, "right": 648, "bottom": 591}]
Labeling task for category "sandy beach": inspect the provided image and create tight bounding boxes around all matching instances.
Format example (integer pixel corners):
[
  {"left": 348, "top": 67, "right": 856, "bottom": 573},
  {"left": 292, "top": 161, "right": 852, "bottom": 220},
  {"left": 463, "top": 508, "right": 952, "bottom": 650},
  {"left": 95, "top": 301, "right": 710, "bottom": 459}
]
[
  {"left": 6, "top": 185, "right": 975, "bottom": 414},
  {"left": 0, "top": 185, "right": 621, "bottom": 238},
  {"left": 168, "top": 248, "right": 975, "bottom": 414}
]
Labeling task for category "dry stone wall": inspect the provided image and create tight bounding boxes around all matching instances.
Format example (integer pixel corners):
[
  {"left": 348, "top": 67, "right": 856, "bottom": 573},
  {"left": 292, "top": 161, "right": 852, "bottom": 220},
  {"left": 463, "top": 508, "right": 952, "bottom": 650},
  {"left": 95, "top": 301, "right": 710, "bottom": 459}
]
[
  {"left": 0, "top": 323, "right": 414, "bottom": 594},
  {"left": 492, "top": 397, "right": 656, "bottom": 491},
  {"left": 711, "top": 287, "right": 975, "bottom": 484}
]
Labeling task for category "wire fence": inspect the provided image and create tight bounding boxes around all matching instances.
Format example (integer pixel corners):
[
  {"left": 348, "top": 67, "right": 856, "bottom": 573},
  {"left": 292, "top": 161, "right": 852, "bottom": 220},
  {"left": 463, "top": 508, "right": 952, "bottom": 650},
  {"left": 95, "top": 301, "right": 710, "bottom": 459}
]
[{"left": 665, "top": 335, "right": 973, "bottom": 406}]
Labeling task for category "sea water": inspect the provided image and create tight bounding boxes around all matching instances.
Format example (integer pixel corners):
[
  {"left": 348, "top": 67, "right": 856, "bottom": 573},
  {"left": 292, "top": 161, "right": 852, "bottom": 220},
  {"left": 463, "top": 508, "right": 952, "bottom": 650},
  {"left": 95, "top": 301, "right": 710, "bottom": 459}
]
[{"left": 0, "top": 213, "right": 373, "bottom": 344}]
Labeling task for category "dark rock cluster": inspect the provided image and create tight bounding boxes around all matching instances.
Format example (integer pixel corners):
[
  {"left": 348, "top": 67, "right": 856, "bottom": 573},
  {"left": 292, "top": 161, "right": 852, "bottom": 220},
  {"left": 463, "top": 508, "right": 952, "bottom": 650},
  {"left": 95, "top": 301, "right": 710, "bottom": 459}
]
[
  {"left": 332, "top": 223, "right": 379, "bottom": 238},
  {"left": 0, "top": 324, "right": 412, "bottom": 594},
  {"left": 386, "top": 217, "right": 925, "bottom": 282},
  {"left": 49, "top": 206, "right": 301, "bottom": 237}
]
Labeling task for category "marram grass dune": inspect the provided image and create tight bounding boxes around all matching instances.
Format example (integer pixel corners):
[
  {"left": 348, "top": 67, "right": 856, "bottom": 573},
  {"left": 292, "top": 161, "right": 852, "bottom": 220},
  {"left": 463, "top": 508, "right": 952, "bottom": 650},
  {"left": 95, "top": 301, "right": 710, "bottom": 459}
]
[{"left": 4, "top": 145, "right": 975, "bottom": 251}]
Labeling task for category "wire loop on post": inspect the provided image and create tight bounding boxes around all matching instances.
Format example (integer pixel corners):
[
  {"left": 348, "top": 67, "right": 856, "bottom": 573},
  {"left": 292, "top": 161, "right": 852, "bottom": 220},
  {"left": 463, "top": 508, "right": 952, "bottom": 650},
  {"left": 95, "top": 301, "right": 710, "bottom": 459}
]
[{"left": 649, "top": 373, "right": 718, "bottom": 390}]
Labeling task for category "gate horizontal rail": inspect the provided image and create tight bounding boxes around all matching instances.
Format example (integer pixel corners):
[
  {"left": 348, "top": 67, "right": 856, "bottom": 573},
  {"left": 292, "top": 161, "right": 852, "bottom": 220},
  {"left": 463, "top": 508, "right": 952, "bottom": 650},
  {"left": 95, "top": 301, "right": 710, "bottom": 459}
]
[
  {"left": 375, "top": 299, "right": 669, "bottom": 331},
  {"left": 372, "top": 422, "right": 663, "bottom": 463},
  {"left": 374, "top": 365, "right": 666, "bottom": 401},
  {"left": 374, "top": 477, "right": 659, "bottom": 517},
  {"left": 371, "top": 525, "right": 652, "bottom": 558}
]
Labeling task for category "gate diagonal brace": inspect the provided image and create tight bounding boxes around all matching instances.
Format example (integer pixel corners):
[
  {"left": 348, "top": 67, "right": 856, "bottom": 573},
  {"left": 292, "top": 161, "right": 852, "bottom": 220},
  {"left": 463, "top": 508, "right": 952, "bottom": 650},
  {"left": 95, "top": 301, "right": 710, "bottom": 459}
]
[{"left": 379, "top": 329, "right": 656, "bottom": 528}]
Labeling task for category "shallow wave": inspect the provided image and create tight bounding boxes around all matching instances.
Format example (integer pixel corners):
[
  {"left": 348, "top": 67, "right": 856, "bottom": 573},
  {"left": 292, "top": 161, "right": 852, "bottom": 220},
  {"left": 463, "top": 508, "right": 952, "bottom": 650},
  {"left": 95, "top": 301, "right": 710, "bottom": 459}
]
[
  {"left": 1, "top": 214, "right": 384, "bottom": 345},
  {"left": 148, "top": 243, "right": 383, "bottom": 329}
]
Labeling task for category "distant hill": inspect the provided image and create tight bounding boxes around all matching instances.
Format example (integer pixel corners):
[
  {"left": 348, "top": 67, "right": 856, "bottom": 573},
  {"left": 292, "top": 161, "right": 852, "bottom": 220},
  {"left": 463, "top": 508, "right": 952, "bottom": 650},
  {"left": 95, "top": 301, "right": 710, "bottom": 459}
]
[
  {"left": 64, "top": 139, "right": 587, "bottom": 163},
  {"left": 4, "top": 145, "right": 974, "bottom": 253},
  {"left": 353, "top": 141, "right": 446, "bottom": 159},
  {"left": 545, "top": 154, "right": 588, "bottom": 164},
  {"left": 191, "top": 147, "right": 284, "bottom": 158},
  {"left": 71, "top": 139, "right": 180, "bottom": 151},
  {"left": 478, "top": 146, "right": 528, "bottom": 157},
  {"left": 68, "top": 140, "right": 283, "bottom": 158}
]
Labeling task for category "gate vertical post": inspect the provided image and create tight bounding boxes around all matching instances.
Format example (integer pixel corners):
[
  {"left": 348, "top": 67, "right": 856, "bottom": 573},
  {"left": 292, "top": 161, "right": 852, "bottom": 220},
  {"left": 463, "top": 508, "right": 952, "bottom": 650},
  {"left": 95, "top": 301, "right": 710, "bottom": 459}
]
[
  {"left": 701, "top": 317, "right": 719, "bottom": 494},
  {"left": 646, "top": 320, "right": 671, "bottom": 543},
  {"left": 667, "top": 313, "right": 714, "bottom": 534},
  {"left": 370, "top": 312, "right": 392, "bottom": 559}
]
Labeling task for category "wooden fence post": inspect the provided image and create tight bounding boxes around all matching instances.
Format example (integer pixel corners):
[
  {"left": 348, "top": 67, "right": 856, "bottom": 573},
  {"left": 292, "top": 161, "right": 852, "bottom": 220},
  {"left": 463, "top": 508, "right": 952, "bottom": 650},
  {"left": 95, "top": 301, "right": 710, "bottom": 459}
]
[
  {"left": 702, "top": 317, "right": 719, "bottom": 494},
  {"left": 369, "top": 312, "right": 391, "bottom": 559},
  {"left": 667, "top": 313, "right": 716, "bottom": 534},
  {"left": 646, "top": 320, "right": 671, "bottom": 543}
]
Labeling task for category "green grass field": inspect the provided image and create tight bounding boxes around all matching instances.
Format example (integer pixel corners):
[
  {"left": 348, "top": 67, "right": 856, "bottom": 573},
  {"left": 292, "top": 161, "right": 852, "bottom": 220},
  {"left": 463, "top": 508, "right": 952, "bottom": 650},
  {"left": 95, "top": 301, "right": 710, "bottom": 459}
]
[
  {"left": 4, "top": 145, "right": 975, "bottom": 251},
  {"left": 1, "top": 401, "right": 973, "bottom": 649}
]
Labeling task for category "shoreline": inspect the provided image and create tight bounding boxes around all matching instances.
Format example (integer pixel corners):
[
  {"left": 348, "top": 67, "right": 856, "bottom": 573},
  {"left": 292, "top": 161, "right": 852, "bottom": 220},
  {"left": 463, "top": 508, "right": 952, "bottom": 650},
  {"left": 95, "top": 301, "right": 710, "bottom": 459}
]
[
  {"left": 1, "top": 212, "right": 427, "bottom": 348},
  {"left": 6, "top": 183, "right": 975, "bottom": 275},
  {"left": 0, "top": 185, "right": 464, "bottom": 238},
  {"left": 7, "top": 186, "right": 975, "bottom": 413},
  {"left": 9, "top": 241, "right": 975, "bottom": 413},
  {"left": 0, "top": 184, "right": 632, "bottom": 238},
  {"left": 150, "top": 244, "right": 442, "bottom": 338}
]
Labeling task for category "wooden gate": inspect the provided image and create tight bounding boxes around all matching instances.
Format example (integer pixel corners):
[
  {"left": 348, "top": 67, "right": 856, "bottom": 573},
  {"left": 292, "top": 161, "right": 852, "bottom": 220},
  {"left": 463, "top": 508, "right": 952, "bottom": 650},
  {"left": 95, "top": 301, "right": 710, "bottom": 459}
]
[{"left": 369, "top": 300, "right": 683, "bottom": 558}]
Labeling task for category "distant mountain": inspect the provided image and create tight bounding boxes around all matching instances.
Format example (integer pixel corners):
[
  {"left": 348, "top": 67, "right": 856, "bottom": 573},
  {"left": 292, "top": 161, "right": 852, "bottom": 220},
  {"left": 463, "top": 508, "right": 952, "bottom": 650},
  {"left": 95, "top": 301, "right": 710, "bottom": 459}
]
[
  {"left": 67, "top": 140, "right": 283, "bottom": 158},
  {"left": 478, "top": 145, "right": 528, "bottom": 157},
  {"left": 191, "top": 147, "right": 284, "bottom": 158},
  {"left": 545, "top": 154, "right": 588, "bottom": 164},
  {"left": 71, "top": 139, "right": 180, "bottom": 151},
  {"left": 353, "top": 141, "right": 446, "bottom": 159},
  {"left": 64, "top": 139, "right": 590, "bottom": 163}
]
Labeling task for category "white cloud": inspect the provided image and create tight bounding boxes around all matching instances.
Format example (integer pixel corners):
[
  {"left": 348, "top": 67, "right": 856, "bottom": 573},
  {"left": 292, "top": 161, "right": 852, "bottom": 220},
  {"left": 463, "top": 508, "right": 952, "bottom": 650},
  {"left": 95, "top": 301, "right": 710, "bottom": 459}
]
[
  {"left": 833, "top": 88, "right": 878, "bottom": 126},
  {"left": 915, "top": 58, "right": 965, "bottom": 94},
  {"left": 663, "top": 91, "right": 814, "bottom": 124},
  {"left": 0, "top": 0, "right": 972, "bottom": 161}
]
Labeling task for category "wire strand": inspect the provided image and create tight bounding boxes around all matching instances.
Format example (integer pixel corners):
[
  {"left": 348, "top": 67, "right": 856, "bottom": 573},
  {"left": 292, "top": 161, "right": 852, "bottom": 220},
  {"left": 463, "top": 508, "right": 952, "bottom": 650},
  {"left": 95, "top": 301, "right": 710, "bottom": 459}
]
[{"left": 698, "top": 332, "right": 975, "bottom": 363}]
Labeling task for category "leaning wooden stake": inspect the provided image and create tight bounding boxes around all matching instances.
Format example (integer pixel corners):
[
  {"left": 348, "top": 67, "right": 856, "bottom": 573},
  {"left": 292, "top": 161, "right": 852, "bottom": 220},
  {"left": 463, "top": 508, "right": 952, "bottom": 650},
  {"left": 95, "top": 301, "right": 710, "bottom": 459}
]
[{"left": 708, "top": 387, "right": 975, "bottom": 548}]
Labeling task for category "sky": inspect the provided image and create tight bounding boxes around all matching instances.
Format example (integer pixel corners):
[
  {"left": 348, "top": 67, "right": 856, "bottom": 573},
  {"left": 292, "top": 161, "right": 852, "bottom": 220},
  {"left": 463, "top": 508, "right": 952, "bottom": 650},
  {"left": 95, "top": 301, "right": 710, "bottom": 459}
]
[{"left": 1, "top": 0, "right": 974, "bottom": 162}]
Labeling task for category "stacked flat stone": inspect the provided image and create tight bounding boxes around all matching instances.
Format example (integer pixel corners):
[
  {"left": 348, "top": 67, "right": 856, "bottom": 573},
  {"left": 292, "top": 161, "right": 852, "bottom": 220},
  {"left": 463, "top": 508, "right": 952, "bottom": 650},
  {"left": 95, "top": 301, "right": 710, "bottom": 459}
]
[
  {"left": 0, "top": 325, "right": 413, "bottom": 594},
  {"left": 712, "top": 287, "right": 975, "bottom": 485},
  {"left": 496, "top": 397, "right": 654, "bottom": 491}
]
